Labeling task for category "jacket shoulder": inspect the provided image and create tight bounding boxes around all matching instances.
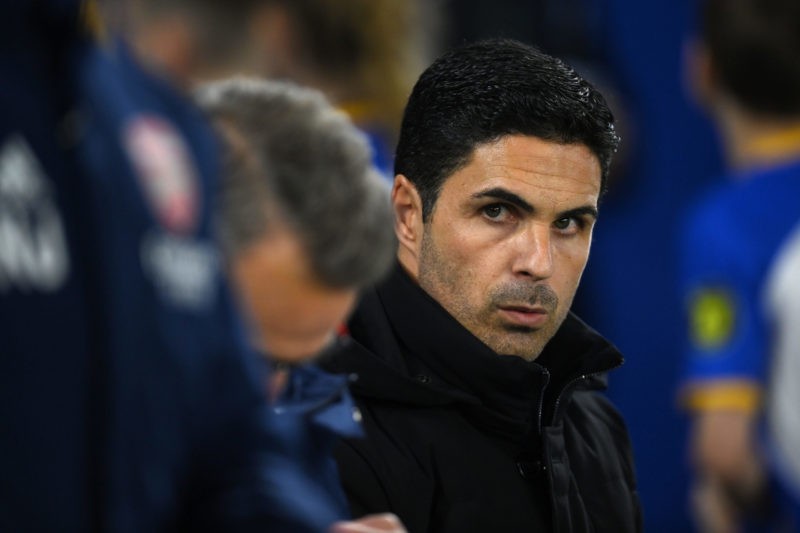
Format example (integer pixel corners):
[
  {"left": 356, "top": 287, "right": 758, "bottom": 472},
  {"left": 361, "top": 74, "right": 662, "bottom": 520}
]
[{"left": 334, "top": 402, "right": 437, "bottom": 532}]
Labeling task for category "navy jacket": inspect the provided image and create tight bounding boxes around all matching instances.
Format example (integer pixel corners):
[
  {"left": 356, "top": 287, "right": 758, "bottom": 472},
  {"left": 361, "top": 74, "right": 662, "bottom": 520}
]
[
  {"left": 272, "top": 363, "right": 365, "bottom": 520},
  {"left": 1, "top": 3, "right": 96, "bottom": 529}
]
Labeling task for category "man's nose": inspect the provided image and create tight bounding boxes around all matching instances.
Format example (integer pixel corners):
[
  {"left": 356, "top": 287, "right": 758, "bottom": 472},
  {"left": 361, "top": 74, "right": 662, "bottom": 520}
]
[{"left": 512, "top": 224, "right": 554, "bottom": 280}]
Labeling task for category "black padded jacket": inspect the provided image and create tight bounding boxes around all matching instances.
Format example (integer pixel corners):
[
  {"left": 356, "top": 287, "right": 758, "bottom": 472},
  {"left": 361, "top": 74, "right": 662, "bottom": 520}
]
[{"left": 321, "top": 264, "right": 643, "bottom": 533}]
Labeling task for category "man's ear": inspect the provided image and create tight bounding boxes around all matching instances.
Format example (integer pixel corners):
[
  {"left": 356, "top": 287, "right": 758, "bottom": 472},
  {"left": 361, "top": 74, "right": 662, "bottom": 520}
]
[{"left": 392, "top": 174, "right": 424, "bottom": 277}]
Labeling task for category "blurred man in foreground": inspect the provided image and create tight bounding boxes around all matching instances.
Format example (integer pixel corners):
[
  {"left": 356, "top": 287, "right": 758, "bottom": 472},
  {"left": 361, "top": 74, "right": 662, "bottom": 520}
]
[
  {"left": 1, "top": 0, "right": 400, "bottom": 530},
  {"left": 197, "top": 77, "right": 398, "bottom": 529}
]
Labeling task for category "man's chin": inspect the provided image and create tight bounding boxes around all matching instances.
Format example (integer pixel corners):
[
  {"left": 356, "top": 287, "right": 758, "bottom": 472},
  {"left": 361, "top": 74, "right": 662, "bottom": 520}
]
[
  {"left": 505, "top": 324, "right": 537, "bottom": 334},
  {"left": 485, "top": 327, "right": 552, "bottom": 360},
  {"left": 495, "top": 349, "right": 543, "bottom": 362},
  {"left": 483, "top": 338, "right": 546, "bottom": 361}
]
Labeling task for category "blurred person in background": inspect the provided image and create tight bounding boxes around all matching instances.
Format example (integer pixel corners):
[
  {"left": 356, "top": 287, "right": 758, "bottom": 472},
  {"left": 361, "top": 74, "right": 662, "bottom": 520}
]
[
  {"left": 250, "top": 0, "right": 440, "bottom": 177},
  {"left": 679, "top": 0, "right": 800, "bottom": 531},
  {"left": 97, "top": 0, "right": 272, "bottom": 85},
  {"left": 197, "top": 77, "right": 399, "bottom": 530},
  {"left": 321, "top": 38, "right": 642, "bottom": 532}
]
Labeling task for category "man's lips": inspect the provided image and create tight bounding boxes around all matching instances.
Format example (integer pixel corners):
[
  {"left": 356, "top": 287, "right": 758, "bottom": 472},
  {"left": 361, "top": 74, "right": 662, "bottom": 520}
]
[{"left": 497, "top": 305, "right": 549, "bottom": 328}]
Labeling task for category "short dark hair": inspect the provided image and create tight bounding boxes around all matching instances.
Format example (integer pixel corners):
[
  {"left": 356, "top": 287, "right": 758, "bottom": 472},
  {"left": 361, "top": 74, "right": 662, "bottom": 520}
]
[
  {"left": 394, "top": 38, "right": 619, "bottom": 221},
  {"left": 701, "top": 0, "right": 800, "bottom": 116},
  {"left": 196, "top": 78, "right": 395, "bottom": 289}
]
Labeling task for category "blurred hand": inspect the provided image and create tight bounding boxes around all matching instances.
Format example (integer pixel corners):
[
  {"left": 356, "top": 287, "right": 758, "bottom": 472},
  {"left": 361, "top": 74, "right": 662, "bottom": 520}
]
[
  {"left": 692, "top": 476, "right": 738, "bottom": 533},
  {"left": 329, "top": 513, "right": 406, "bottom": 533}
]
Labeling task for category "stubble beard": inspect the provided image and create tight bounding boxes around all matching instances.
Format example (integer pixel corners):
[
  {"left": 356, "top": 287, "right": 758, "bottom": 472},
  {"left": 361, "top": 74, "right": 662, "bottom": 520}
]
[
  {"left": 488, "top": 283, "right": 563, "bottom": 361},
  {"left": 417, "top": 229, "right": 567, "bottom": 361}
]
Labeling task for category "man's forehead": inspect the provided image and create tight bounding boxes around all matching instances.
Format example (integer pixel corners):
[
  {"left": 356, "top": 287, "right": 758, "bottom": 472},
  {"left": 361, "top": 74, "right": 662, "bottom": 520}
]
[
  {"left": 454, "top": 132, "right": 598, "bottom": 168},
  {"left": 445, "top": 137, "right": 601, "bottom": 199}
]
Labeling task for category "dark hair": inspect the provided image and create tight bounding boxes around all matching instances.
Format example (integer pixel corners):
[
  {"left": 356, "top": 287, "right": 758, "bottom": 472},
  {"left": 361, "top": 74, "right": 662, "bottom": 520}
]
[
  {"left": 196, "top": 78, "right": 395, "bottom": 289},
  {"left": 701, "top": 0, "right": 800, "bottom": 116},
  {"left": 394, "top": 38, "right": 619, "bottom": 221}
]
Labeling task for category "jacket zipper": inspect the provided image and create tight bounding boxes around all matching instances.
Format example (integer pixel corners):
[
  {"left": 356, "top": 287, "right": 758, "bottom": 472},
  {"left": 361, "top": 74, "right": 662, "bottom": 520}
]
[
  {"left": 550, "top": 359, "right": 623, "bottom": 423},
  {"left": 536, "top": 368, "right": 551, "bottom": 435}
]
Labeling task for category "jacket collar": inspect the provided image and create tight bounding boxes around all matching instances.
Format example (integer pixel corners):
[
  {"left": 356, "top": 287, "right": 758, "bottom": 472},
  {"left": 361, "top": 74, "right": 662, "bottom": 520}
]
[
  {"left": 329, "top": 263, "right": 623, "bottom": 436},
  {"left": 378, "top": 263, "right": 551, "bottom": 418}
]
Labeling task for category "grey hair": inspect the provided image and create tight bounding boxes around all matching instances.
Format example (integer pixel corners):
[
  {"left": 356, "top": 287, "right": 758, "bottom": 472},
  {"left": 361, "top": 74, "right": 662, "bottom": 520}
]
[{"left": 196, "top": 78, "right": 396, "bottom": 289}]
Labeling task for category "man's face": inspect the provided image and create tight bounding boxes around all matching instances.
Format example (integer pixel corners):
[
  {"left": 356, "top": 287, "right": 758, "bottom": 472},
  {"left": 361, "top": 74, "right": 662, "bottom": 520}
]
[
  {"left": 231, "top": 226, "right": 357, "bottom": 363},
  {"left": 401, "top": 135, "right": 601, "bottom": 361}
]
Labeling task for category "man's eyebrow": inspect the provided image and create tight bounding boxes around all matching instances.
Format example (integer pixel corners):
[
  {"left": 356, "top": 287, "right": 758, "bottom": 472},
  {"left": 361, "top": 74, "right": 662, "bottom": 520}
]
[
  {"left": 558, "top": 205, "right": 599, "bottom": 220},
  {"left": 472, "top": 188, "right": 598, "bottom": 220},
  {"left": 472, "top": 187, "right": 534, "bottom": 213}
]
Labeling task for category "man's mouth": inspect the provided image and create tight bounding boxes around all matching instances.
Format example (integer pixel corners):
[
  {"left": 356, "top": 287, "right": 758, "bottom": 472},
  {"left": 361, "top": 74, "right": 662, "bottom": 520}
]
[{"left": 497, "top": 305, "right": 549, "bottom": 328}]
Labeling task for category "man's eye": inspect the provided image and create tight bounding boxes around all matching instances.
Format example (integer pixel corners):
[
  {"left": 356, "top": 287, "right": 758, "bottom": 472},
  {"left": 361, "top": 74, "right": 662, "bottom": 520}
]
[
  {"left": 554, "top": 217, "right": 575, "bottom": 230},
  {"left": 483, "top": 204, "right": 506, "bottom": 219}
]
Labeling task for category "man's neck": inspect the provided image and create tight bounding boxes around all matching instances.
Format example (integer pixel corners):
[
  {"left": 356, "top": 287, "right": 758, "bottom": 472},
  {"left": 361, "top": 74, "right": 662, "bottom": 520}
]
[{"left": 715, "top": 101, "right": 800, "bottom": 174}]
